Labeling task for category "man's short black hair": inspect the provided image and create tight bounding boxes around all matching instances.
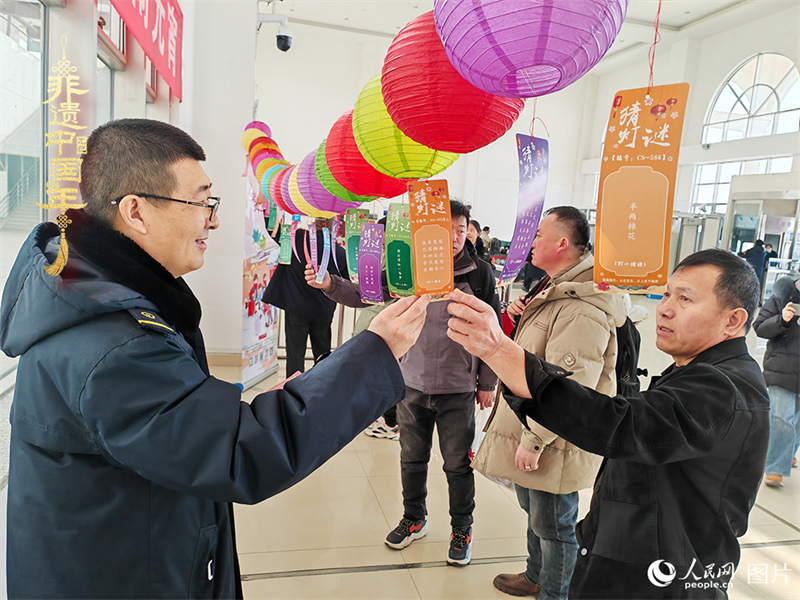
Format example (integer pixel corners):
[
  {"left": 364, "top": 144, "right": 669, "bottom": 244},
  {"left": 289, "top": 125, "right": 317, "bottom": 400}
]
[
  {"left": 450, "top": 199, "right": 471, "bottom": 224},
  {"left": 482, "top": 226, "right": 490, "bottom": 232},
  {"left": 544, "top": 206, "right": 590, "bottom": 254},
  {"left": 80, "top": 118, "right": 206, "bottom": 224},
  {"left": 674, "top": 248, "right": 760, "bottom": 332}
]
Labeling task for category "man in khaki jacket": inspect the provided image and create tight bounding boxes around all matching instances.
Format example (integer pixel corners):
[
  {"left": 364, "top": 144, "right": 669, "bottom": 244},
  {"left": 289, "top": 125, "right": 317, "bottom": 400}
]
[{"left": 472, "top": 207, "right": 626, "bottom": 599}]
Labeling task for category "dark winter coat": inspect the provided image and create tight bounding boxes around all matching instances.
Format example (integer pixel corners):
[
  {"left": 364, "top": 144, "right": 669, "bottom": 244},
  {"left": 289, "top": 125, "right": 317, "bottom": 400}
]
[
  {"left": 503, "top": 337, "right": 769, "bottom": 599},
  {"left": 753, "top": 275, "right": 800, "bottom": 393},
  {"left": 0, "top": 213, "right": 405, "bottom": 599}
]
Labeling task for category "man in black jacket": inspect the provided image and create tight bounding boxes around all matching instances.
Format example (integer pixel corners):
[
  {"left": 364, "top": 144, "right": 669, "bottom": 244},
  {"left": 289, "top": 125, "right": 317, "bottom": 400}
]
[
  {"left": 446, "top": 249, "right": 769, "bottom": 599},
  {"left": 0, "top": 118, "right": 430, "bottom": 599}
]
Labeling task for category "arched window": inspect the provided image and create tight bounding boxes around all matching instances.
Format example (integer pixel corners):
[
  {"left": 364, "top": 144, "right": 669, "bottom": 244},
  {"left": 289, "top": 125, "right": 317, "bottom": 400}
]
[
  {"left": 692, "top": 54, "right": 798, "bottom": 215},
  {"left": 703, "top": 53, "right": 799, "bottom": 142}
]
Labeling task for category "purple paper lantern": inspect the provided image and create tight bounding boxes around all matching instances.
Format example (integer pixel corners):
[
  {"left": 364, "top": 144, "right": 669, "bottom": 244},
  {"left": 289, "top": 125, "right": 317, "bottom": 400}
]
[
  {"left": 296, "top": 150, "right": 362, "bottom": 215},
  {"left": 434, "top": 0, "right": 627, "bottom": 98}
]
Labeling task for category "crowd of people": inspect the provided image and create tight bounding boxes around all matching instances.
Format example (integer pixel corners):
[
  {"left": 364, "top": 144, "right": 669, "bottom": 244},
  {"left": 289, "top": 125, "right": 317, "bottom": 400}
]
[{"left": 1, "top": 118, "right": 795, "bottom": 599}]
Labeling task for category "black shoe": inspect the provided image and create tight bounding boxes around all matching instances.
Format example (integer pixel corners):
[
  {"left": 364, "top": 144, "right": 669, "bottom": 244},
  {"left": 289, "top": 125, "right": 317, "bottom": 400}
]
[
  {"left": 385, "top": 518, "right": 428, "bottom": 549},
  {"left": 447, "top": 526, "right": 473, "bottom": 565}
]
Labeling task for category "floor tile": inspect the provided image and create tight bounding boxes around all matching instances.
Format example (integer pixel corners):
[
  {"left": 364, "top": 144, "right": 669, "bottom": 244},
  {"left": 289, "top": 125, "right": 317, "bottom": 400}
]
[
  {"left": 242, "top": 568, "right": 421, "bottom": 599},
  {"left": 735, "top": 545, "right": 800, "bottom": 599},
  {"left": 411, "top": 560, "right": 527, "bottom": 599}
]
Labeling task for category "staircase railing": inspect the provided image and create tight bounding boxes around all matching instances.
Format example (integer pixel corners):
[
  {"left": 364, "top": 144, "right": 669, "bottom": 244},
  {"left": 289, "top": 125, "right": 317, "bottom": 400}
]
[{"left": 0, "top": 160, "right": 40, "bottom": 222}]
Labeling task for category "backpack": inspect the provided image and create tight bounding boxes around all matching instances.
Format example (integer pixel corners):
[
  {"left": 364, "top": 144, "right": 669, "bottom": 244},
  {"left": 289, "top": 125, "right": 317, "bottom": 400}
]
[{"left": 615, "top": 316, "right": 646, "bottom": 396}]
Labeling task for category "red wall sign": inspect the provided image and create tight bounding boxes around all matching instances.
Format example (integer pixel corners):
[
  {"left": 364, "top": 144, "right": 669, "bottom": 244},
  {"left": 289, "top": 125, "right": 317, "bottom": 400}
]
[{"left": 111, "top": 0, "right": 183, "bottom": 100}]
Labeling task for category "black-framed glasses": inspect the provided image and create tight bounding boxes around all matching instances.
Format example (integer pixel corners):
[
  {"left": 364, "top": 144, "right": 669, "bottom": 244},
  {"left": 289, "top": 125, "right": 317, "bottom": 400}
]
[{"left": 112, "top": 194, "right": 221, "bottom": 220}]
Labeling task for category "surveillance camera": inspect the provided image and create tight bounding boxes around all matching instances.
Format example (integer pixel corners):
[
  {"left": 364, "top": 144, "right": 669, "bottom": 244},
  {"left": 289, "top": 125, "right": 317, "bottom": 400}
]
[{"left": 276, "top": 23, "right": 292, "bottom": 52}]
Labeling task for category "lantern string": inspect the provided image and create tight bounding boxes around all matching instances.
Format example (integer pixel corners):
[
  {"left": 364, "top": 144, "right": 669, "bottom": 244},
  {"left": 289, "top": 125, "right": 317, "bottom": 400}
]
[
  {"left": 648, "top": 0, "right": 663, "bottom": 92},
  {"left": 529, "top": 98, "right": 551, "bottom": 141}
]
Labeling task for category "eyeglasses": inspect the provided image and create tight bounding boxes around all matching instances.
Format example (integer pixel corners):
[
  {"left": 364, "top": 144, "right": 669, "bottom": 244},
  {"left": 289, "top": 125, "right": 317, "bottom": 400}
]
[{"left": 112, "top": 194, "right": 221, "bottom": 220}]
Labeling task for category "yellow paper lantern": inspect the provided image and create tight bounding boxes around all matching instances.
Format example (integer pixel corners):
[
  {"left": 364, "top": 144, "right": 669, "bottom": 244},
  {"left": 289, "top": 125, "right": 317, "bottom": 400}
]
[{"left": 352, "top": 73, "right": 459, "bottom": 179}]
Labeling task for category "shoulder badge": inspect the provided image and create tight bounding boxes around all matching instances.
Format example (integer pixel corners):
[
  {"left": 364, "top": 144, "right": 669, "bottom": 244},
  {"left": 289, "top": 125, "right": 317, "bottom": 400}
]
[{"left": 127, "top": 309, "right": 175, "bottom": 334}]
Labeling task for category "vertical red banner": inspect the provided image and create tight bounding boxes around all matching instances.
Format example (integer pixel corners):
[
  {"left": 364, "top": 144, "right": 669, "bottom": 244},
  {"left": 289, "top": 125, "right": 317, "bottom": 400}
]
[
  {"left": 408, "top": 180, "right": 453, "bottom": 297},
  {"left": 595, "top": 83, "right": 690, "bottom": 290},
  {"left": 111, "top": 0, "right": 183, "bottom": 99}
]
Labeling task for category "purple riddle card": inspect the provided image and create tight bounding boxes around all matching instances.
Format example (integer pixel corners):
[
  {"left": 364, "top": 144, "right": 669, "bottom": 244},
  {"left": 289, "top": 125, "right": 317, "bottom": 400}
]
[{"left": 358, "top": 222, "right": 385, "bottom": 305}]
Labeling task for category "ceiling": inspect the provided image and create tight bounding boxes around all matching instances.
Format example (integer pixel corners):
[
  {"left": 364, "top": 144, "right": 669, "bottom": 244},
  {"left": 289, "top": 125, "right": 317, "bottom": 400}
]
[{"left": 258, "top": 0, "right": 798, "bottom": 72}]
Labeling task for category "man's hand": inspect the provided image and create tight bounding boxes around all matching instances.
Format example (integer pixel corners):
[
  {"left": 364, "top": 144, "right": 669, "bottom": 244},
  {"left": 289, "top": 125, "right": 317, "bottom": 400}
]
[
  {"left": 476, "top": 389, "right": 495, "bottom": 409},
  {"left": 782, "top": 302, "right": 796, "bottom": 323},
  {"left": 368, "top": 295, "right": 431, "bottom": 359},
  {"left": 514, "top": 443, "right": 540, "bottom": 472},
  {"left": 505, "top": 294, "right": 530, "bottom": 318},
  {"left": 447, "top": 289, "right": 505, "bottom": 362},
  {"left": 304, "top": 264, "right": 331, "bottom": 291}
]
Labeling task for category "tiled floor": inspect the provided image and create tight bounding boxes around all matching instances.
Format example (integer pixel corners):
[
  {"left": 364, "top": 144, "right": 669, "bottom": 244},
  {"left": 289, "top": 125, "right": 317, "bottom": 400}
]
[{"left": 217, "top": 296, "right": 800, "bottom": 600}]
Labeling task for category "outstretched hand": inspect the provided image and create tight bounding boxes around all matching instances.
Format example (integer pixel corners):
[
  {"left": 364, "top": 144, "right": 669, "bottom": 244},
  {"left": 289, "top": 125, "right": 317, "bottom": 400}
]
[
  {"left": 304, "top": 264, "right": 331, "bottom": 291},
  {"left": 368, "top": 294, "right": 431, "bottom": 359},
  {"left": 447, "top": 289, "right": 505, "bottom": 362}
]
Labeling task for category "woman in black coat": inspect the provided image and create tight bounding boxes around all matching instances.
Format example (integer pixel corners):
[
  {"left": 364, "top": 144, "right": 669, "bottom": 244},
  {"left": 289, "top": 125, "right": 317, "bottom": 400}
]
[{"left": 753, "top": 275, "right": 800, "bottom": 487}]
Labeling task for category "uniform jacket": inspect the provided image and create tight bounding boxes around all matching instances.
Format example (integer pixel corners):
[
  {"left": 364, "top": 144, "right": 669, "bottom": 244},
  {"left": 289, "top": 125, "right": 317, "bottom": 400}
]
[
  {"left": 0, "top": 213, "right": 405, "bottom": 599},
  {"left": 472, "top": 253, "right": 627, "bottom": 494},
  {"left": 325, "top": 242, "right": 500, "bottom": 394},
  {"left": 262, "top": 227, "right": 348, "bottom": 324},
  {"left": 504, "top": 337, "right": 769, "bottom": 598},
  {"left": 753, "top": 275, "right": 800, "bottom": 393}
]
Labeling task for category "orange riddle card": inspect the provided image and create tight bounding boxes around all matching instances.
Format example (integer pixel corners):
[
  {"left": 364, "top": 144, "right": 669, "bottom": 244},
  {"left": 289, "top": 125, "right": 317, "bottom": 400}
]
[
  {"left": 595, "top": 83, "right": 690, "bottom": 292},
  {"left": 408, "top": 180, "right": 453, "bottom": 298}
]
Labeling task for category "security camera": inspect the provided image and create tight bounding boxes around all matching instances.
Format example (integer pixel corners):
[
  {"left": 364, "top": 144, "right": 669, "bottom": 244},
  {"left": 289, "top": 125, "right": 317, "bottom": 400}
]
[
  {"left": 276, "top": 22, "right": 292, "bottom": 52},
  {"left": 258, "top": 14, "right": 292, "bottom": 52}
]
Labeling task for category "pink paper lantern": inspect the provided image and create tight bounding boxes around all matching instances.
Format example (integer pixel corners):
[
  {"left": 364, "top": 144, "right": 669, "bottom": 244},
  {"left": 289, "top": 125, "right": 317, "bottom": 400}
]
[{"left": 434, "top": 0, "right": 627, "bottom": 98}]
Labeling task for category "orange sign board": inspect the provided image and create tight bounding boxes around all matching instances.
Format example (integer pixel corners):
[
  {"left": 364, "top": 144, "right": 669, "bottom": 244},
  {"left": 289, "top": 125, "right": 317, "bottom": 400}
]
[
  {"left": 408, "top": 180, "right": 453, "bottom": 297},
  {"left": 595, "top": 83, "right": 690, "bottom": 291}
]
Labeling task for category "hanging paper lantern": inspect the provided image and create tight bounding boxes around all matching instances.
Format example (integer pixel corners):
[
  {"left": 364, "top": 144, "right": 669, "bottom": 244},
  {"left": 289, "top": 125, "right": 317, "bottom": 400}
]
[
  {"left": 255, "top": 157, "right": 290, "bottom": 182},
  {"left": 314, "top": 139, "right": 376, "bottom": 205},
  {"left": 352, "top": 74, "right": 459, "bottom": 178},
  {"left": 326, "top": 110, "right": 408, "bottom": 198},
  {"left": 433, "top": 0, "right": 627, "bottom": 98},
  {"left": 297, "top": 150, "right": 363, "bottom": 215},
  {"left": 288, "top": 164, "right": 336, "bottom": 218},
  {"left": 271, "top": 167, "right": 300, "bottom": 215},
  {"left": 382, "top": 11, "right": 525, "bottom": 153},
  {"left": 245, "top": 121, "right": 272, "bottom": 137},
  {"left": 262, "top": 164, "right": 291, "bottom": 214}
]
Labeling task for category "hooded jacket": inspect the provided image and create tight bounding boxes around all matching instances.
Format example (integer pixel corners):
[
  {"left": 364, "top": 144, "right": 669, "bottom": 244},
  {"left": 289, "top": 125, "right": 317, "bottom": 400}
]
[
  {"left": 472, "top": 253, "right": 627, "bottom": 494},
  {"left": 753, "top": 275, "right": 800, "bottom": 393},
  {"left": 324, "top": 241, "right": 500, "bottom": 394},
  {"left": 0, "top": 213, "right": 405, "bottom": 599}
]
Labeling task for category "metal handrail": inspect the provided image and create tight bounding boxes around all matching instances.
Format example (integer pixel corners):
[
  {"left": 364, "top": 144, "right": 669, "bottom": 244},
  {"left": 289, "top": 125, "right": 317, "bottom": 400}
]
[{"left": 0, "top": 161, "right": 39, "bottom": 220}]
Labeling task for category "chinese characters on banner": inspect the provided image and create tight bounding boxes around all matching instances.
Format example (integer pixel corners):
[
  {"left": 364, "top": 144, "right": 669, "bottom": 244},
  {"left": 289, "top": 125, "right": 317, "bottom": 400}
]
[
  {"left": 498, "top": 135, "right": 549, "bottom": 287},
  {"left": 278, "top": 222, "right": 292, "bottom": 265},
  {"left": 595, "top": 83, "right": 690, "bottom": 291},
  {"left": 358, "top": 222, "right": 385, "bottom": 305},
  {"left": 110, "top": 0, "right": 183, "bottom": 99},
  {"left": 385, "top": 204, "right": 415, "bottom": 297},
  {"left": 408, "top": 180, "right": 453, "bottom": 298},
  {"left": 39, "top": 36, "right": 88, "bottom": 277},
  {"left": 345, "top": 208, "right": 369, "bottom": 283}
]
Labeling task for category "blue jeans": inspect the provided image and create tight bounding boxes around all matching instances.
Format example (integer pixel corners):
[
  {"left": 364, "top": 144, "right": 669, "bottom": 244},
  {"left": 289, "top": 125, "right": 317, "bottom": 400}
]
[
  {"left": 515, "top": 485, "right": 579, "bottom": 600},
  {"left": 765, "top": 385, "right": 800, "bottom": 476},
  {"left": 397, "top": 387, "right": 475, "bottom": 528}
]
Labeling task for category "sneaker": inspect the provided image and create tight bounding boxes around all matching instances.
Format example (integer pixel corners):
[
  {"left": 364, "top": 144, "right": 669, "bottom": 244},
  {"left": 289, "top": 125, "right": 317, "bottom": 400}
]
[
  {"left": 793, "top": 457, "right": 797, "bottom": 468},
  {"left": 366, "top": 421, "right": 399, "bottom": 440},
  {"left": 447, "top": 526, "right": 473, "bottom": 566},
  {"left": 765, "top": 473, "right": 784, "bottom": 488},
  {"left": 364, "top": 417, "right": 385, "bottom": 436},
  {"left": 385, "top": 518, "right": 428, "bottom": 549}
]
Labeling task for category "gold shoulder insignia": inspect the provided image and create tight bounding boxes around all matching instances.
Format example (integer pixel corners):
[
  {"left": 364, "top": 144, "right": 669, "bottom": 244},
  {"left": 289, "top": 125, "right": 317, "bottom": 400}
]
[{"left": 127, "top": 309, "right": 175, "bottom": 334}]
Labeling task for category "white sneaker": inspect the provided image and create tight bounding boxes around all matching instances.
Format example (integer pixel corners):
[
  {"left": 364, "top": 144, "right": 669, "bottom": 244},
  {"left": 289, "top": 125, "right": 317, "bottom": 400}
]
[
  {"left": 364, "top": 417, "right": 385, "bottom": 436},
  {"left": 366, "top": 421, "right": 400, "bottom": 441}
]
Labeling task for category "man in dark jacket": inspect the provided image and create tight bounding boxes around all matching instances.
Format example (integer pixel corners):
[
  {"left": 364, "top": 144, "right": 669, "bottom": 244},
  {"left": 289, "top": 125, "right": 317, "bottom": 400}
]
[
  {"left": 262, "top": 221, "right": 348, "bottom": 377},
  {"left": 305, "top": 200, "right": 500, "bottom": 566},
  {"left": 446, "top": 248, "right": 769, "bottom": 599},
  {"left": 739, "top": 239, "right": 767, "bottom": 299},
  {"left": 0, "top": 118, "right": 430, "bottom": 599},
  {"left": 754, "top": 274, "right": 800, "bottom": 488}
]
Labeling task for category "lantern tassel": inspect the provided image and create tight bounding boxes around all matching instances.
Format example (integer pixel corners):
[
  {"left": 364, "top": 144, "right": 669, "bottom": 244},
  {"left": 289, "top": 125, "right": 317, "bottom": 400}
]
[
  {"left": 44, "top": 230, "right": 69, "bottom": 277},
  {"left": 647, "top": 0, "right": 663, "bottom": 92}
]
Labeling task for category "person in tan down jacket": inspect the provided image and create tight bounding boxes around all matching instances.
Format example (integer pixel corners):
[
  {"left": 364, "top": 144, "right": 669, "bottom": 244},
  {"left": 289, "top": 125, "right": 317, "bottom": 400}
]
[{"left": 472, "top": 207, "right": 626, "bottom": 599}]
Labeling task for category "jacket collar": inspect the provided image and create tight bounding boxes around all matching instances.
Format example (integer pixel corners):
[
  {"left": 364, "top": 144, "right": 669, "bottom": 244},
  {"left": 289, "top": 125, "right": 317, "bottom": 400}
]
[
  {"left": 657, "top": 337, "right": 750, "bottom": 381},
  {"left": 453, "top": 243, "right": 478, "bottom": 277}
]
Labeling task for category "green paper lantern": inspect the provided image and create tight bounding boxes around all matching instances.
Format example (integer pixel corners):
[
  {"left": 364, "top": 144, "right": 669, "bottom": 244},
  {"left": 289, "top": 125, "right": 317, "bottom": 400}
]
[
  {"left": 314, "top": 138, "right": 375, "bottom": 204},
  {"left": 352, "top": 73, "right": 459, "bottom": 179}
]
